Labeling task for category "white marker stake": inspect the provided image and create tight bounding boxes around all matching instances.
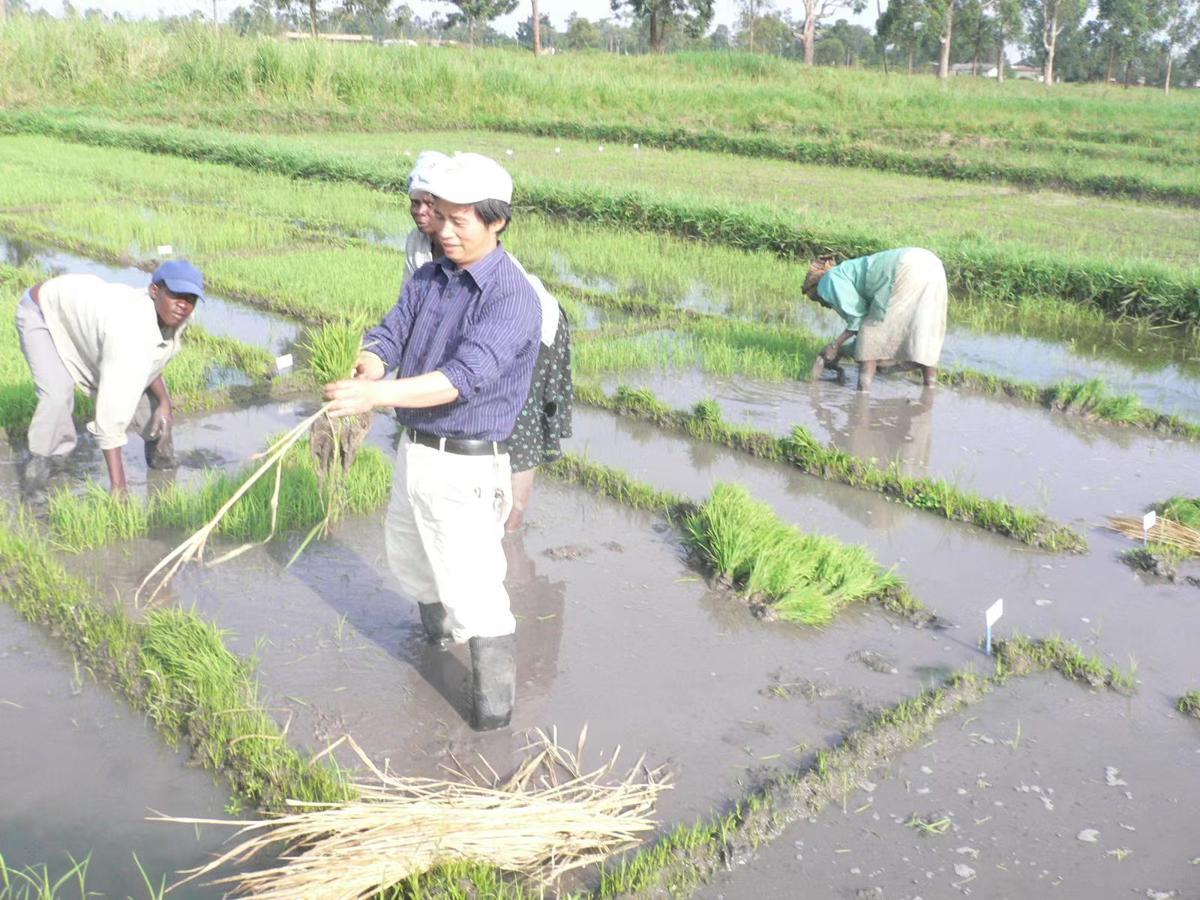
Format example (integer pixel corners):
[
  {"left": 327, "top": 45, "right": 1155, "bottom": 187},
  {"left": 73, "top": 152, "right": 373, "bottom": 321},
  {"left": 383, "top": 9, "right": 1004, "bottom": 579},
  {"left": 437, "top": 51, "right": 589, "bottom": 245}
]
[
  {"left": 156, "top": 245, "right": 173, "bottom": 257},
  {"left": 1142, "top": 510, "right": 1157, "bottom": 546},
  {"left": 275, "top": 353, "right": 294, "bottom": 374},
  {"left": 985, "top": 598, "right": 1004, "bottom": 656}
]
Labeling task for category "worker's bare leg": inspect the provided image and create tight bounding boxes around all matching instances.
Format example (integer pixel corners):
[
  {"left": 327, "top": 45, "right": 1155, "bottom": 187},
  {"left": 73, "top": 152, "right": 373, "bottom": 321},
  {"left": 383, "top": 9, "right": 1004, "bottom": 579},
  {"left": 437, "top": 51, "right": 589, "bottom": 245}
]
[
  {"left": 505, "top": 467, "right": 536, "bottom": 532},
  {"left": 922, "top": 365, "right": 938, "bottom": 387},
  {"left": 857, "top": 359, "right": 877, "bottom": 392}
]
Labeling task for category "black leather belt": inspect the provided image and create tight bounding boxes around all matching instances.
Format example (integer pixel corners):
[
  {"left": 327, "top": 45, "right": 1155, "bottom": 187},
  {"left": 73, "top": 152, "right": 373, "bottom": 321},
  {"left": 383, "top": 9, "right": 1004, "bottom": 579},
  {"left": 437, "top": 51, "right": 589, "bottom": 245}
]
[{"left": 406, "top": 428, "right": 507, "bottom": 456}]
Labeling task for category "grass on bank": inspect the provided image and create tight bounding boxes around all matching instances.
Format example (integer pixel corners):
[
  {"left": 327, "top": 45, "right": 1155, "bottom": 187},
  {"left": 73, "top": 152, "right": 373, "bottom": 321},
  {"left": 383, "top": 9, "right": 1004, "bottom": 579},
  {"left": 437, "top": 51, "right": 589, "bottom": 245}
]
[
  {"left": 547, "top": 453, "right": 932, "bottom": 627},
  {"left": 3, "top": 18, "right": 1200, "bottom": 201},
  {"left": 0, "top": 511, "right": 351, "bottom": 809},
  {"left": 1178, "top": 691, "right": 1200, "bottom": 719},
  {"left": 4, "top": 115, "right": 1197, "bottom": 323},
  {"left": 47, "top": 438, "right": 390, "bottom": 552},
  {"left": 579, "top": 384, "right": 1086, "bottom": 552},
  {"left": 596, "top": 633, "right": 1135, "bottom": 896}
]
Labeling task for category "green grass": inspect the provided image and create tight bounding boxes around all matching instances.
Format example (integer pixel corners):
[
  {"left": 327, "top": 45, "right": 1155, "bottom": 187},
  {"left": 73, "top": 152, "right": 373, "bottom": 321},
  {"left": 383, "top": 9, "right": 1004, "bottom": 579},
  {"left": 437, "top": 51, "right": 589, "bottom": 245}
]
[
  {"left": 1178, "top": 690, "right": 1200, "bottom": 719},
  {"left": 685, "top": 482, "right": 903, "bottom": 625},
  {"left": 0, "top": 511, "right": 352, "bottom": 808},
  {"left": 3, "top": 116, "right": 1197, "bottom": 322},
  {"left": 3, "top": 18, "right": 1200, "bottom": 202},
  {"left": 48, "top": 439, "right": 391, "bottom": 552},
  {"left": 580, "top": 384, "right": 1087, "bottom": 552},
  {"left": 547, "top": 453, "right": 930, "bottom": 627},
  {"left": 1159, "top": 496, "right": 1200, "bottom": 528}
]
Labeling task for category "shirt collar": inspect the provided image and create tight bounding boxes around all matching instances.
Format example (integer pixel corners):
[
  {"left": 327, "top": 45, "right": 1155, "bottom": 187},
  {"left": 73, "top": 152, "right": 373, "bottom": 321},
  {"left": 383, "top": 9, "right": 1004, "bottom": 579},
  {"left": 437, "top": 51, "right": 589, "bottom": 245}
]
[{"left": 436, "top": 243, "right": 507, "bottom": 290}]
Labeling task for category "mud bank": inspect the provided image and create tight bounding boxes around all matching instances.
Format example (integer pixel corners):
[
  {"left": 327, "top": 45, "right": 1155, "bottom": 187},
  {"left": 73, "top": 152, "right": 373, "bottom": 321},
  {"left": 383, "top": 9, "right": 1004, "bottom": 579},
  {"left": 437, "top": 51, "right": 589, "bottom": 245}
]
[
  {"left": 0, "top": 601, "right": 229, "bottom": 898},
  {"left": 598, "top": 371, "right": 1200, "bottom": 526},
  {"left": 699, "top": 674, "right": 1199, "bottom": 899}
]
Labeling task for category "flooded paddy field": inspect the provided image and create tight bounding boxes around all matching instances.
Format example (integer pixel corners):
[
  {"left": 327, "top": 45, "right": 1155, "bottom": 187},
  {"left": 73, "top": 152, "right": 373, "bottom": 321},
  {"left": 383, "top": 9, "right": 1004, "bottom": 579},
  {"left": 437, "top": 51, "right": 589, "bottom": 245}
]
[
  {"left": 699, "top": 674, "right": 1200, "bottom": 900},
  {"left": 0, "top": 600, "right": 229, "bottom": 897},
  {"left": 2, "top": 132, "right": 1199, "bottom": 897}
]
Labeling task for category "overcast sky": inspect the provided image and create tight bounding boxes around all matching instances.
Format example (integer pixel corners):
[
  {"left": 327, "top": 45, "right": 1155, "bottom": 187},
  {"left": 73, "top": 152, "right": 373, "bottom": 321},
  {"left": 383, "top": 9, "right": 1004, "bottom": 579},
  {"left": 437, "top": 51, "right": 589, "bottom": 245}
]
[{"left": 29, "top": 0, "right": 880, "bottom": 38}]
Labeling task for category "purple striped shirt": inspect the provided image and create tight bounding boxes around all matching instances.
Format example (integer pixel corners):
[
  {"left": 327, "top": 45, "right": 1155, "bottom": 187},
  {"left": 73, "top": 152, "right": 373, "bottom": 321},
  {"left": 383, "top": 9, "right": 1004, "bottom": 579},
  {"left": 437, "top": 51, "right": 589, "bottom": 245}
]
[{"left": 364, "top": 244, "right": 541, "bottom": 442}]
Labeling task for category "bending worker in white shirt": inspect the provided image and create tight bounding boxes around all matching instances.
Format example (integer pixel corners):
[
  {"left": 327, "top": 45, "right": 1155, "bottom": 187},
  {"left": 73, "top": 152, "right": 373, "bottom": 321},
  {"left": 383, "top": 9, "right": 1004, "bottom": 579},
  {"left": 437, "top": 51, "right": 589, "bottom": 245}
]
[{"left": 16, "top": 259, "right": 204, "bottom": 496}]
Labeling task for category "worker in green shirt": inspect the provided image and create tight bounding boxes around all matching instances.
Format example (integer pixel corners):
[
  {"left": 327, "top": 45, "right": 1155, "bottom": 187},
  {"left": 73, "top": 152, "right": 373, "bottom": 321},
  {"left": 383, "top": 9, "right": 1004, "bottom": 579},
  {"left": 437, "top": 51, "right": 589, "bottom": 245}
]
[{"left": 803, "top": 247, "right": 948, "bottom": 392}]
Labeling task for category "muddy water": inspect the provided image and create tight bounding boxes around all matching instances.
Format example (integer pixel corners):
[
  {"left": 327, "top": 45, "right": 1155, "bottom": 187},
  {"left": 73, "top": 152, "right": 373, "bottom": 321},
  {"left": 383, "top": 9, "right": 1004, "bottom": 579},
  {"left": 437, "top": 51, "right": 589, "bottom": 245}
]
[
  {"left": 606, "top": 369, "right": 1200, "bottom": 526},
  {"left": 0, "top": 236, "right": 302, "bottom": 355},
  {"left": 699, "top": 675, "right": 1200, "bottom": 900},
  {"left": 0, "top": 601, "right": 229, "bottom": 897}
]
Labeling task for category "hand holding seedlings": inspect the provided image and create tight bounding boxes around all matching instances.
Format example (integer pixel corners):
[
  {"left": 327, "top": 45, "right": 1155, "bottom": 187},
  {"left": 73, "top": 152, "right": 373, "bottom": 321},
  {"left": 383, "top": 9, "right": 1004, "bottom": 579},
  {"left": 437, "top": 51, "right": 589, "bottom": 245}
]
[{"left": 324, "top": 378, "right": 386, "bottom": 418}]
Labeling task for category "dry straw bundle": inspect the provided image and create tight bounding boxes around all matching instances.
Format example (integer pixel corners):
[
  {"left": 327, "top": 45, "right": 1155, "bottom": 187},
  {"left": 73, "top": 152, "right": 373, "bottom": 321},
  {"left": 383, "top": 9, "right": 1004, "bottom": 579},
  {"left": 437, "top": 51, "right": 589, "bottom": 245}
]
[
  {"left": 156, "top": 730, "right": 669, "bottom": 898},
  {"left": 1107, "top": 515, "right": 1200, "bottom": 556}
]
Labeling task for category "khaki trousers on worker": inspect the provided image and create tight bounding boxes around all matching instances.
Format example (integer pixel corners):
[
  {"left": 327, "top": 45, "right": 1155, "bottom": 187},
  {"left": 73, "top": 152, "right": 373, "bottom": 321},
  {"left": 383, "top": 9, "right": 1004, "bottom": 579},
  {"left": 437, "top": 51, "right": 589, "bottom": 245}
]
[
  {"left": 384, "top": 437, "right": 515, "bottom": 644},
  {"left": 16, "top": 291, "right": 162, "bottom": 457}
]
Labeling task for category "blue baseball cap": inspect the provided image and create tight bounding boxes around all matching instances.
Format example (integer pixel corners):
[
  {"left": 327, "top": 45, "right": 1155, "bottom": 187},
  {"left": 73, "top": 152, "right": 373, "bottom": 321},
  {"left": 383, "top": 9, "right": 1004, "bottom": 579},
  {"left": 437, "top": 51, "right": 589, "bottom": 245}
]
[{"left": 151, "top": 259, "right": 205, "bottom": 301}]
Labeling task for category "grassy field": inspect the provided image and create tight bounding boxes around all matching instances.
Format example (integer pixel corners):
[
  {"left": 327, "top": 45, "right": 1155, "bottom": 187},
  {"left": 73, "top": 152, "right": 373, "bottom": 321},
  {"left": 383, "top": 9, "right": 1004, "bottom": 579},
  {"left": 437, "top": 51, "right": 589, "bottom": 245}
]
[
  {"left": 3, "top": 18, "right": 1199, "bottom": 203},
  {"left": 4, "top": 127, "right": 1198, "bottom": 328}
]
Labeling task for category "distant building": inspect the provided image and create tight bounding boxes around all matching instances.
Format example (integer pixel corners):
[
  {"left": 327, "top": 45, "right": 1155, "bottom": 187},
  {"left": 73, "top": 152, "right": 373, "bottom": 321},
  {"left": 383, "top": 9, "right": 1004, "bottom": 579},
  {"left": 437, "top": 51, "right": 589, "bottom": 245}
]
[
  {"left": 948, "top": 63, "right": 1000, "bottom": 78},
  {"left": 284, "top": 31, "right": 374, "bottom": 43},
  {"left": 1009, "top": 64, "right": 1043, "bottom": 82}
]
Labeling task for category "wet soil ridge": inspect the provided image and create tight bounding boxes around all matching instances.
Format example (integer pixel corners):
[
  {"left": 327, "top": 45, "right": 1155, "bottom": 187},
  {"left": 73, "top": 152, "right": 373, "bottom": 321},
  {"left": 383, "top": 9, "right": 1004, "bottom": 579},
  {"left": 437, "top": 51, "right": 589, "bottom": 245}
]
[
  {"left": 578, "top": 383, "right": 1087, "bottom": 553},
  {"left": 546, "top": 454, "right": 936, "bottom": 628},
  {"left": 1112, "top": 496, "right": 1200, "bottom": 580},
  {"left": 942, "top": 369, "right": 1200, "bottom": 440},
  {"left": 597, "top": 635, "right": 1135, "bottom": 898},
  {"left": 4, "top": 113, "right": 1196, "bottom": 324},
  {"left": 0, "top": 262, "right": 295, "bottom": 438},
  {"left": 47, "top": 439, "right": 391, "bottom": 553},
  {"left": 0, "top": 513, "right": 352, "bottom": 808}
]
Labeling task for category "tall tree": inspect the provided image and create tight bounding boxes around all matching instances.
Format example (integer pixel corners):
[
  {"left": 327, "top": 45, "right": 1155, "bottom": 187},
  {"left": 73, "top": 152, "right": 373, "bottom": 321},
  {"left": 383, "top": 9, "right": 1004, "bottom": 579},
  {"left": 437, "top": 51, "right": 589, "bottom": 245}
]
[
  {"left": 1096, "top": 0, "right": 1161, "bottom": 86},
  {"left": 1162, "top": 0, "right": 1199, "bottom": 93},
  {"left": 797, "top": 0, "right": 865, "bottom": 64},
  {"left": 992, "top": 0, "right": 1022, "bottom": 80},
  {"left": 609, "top": 0, "right": 714, "bottom": 52},
  {"left": 564, "top": 12, "right": 602, "bottom": 48},
  {"left": 926, "top": 0, "right": 962, "bottom": 78},
  {"left": 276, "top": 0, "right": 323, "bottom": 36},
  {"left": 1023, "top": 0, "right": 1087, "bottom": 83},
  {"left": 531, "top": 0, "right": 541, "bottom": 53},
  {"left": 876, "top": 0, "right": 928, "bottom": 72},
  {"left": 442, "top": 0, "right": 518, "bottom": 45}
]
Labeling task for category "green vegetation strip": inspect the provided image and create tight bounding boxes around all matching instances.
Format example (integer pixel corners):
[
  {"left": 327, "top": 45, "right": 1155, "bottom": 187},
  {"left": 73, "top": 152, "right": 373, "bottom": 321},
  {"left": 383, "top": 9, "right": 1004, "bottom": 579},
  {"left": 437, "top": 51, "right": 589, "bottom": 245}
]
[
  {"left": 1178, "top": 691, "right": 1200, "bottom": 719},
  {"left": 547, "top": 454, "right": 933, "bottom": 627},
  {"left": 3, "top": 20, "right": 1199, "bottom": 204},
  {"left": 48, "top": 439, "right": 390, "bottom": 552},
  {"left": 4, "top": 113, "right": 1196, "bottom": 324},
  {"left": 597, "top": 634, "right": 1134, "bottom": 897},
  {"left": 0, "top": 511, "right": 351, "bottom": 808},
  {"left": 575, "top": 384, "right": 1086, "bottom": 553},
  {"left": 1159, "top": 496, "right": 1200, "bottom": 529}
]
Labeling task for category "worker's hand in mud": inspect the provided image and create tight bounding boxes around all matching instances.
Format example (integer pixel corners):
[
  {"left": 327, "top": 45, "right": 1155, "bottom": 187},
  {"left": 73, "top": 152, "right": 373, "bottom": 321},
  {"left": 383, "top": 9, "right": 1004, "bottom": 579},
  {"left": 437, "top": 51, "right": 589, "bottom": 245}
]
[
  {"left": 147, "top": 404, "right": 173, "bottom": 441},
  {"left": 821, "top": 343, "right": 840, "bottom": 364},
  {"left": 324, "top": 379, "right": 383, "bottom": 418},
  {"left": 353, "top": 351, "right": 386, "bottom": 381}
]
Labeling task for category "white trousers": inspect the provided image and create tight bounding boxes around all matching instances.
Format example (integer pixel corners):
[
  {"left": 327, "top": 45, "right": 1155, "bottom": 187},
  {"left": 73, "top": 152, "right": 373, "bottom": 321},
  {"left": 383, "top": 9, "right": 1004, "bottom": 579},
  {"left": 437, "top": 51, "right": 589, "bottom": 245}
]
[{"left": 384, "top": 436, "right": 515, "bottom": 643}]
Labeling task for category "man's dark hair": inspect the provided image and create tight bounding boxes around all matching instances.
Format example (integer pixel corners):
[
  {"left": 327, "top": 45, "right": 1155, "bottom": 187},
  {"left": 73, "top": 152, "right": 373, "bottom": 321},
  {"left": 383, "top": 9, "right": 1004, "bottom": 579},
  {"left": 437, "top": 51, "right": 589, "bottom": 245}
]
[{"left": 473, "top": 199, "right": 511, "bottom": 234}]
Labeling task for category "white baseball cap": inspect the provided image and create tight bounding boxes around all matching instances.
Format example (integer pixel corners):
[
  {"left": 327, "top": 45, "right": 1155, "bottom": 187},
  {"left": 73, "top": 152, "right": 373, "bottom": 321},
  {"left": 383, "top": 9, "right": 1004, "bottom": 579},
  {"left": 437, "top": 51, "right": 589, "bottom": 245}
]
[
  {"left": 425, "top": 152, "right": 513, "bottom": 205},
  {"left": 407, "top": 150, "right": 450, "bottom": 197}
]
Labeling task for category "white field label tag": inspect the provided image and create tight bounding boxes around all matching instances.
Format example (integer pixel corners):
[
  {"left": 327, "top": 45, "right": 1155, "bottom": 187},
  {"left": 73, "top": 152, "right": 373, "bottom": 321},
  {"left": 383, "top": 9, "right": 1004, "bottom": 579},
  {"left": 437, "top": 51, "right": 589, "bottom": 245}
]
[
  {"left": 985, "top": 598, "right": 1004, "bottom": 629},
  {"left": 275, "top": 353, "right": 294, "bottom": 372},
  {"left": 1143, "top": 510, "right": 1157, "bottom": 532},
  {"left": 156, "top": 244, "right": 173, "bottom": 256}
]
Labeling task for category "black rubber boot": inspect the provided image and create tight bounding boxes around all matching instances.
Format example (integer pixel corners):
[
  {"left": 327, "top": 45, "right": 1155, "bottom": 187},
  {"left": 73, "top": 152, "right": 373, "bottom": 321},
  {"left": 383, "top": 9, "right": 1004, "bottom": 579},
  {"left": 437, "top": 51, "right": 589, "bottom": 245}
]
[
  {"left": 418, "top": 602, "right": 451, "bottom": 646},
  {"left": 468, "top": 634, "right": 516, "bottom": 731}
]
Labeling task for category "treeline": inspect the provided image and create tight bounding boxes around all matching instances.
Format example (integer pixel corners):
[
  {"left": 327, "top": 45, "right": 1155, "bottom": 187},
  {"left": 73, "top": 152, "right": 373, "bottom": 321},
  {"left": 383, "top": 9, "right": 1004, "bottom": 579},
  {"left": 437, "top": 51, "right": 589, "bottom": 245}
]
[{"left": 1, "top": 0, "right": 1197, "bottom": 88}]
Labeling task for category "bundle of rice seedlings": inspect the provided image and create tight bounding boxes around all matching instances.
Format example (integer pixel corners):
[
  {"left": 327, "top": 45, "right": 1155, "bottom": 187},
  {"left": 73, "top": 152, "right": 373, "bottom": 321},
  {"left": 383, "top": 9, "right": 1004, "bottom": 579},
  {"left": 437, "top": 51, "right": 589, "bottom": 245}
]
[
  {"left": 135, "top": 323, "right": 372, "bottom": 604},
  {"left": 1107, "top": 513, "right": 1200, "bottom": 557},
  {"left": 156, "top": 730, "right": 669, "bottom": 898}
]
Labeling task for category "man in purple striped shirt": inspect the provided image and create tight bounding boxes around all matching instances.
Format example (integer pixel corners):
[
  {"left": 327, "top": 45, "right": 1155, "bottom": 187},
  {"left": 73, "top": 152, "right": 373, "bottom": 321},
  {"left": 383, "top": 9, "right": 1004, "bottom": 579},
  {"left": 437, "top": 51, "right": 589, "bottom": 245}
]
[{"left": 325, "top": 153, "right": 540, "bottom": 731}]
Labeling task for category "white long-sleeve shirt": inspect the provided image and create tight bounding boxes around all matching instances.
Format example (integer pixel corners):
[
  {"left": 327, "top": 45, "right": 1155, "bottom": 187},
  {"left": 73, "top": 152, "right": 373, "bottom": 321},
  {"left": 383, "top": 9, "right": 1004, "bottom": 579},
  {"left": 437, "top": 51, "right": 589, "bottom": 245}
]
[{"left": 36, "top": 274, "right": 184, "bottom": 450}]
